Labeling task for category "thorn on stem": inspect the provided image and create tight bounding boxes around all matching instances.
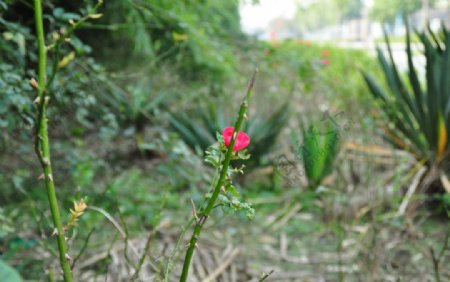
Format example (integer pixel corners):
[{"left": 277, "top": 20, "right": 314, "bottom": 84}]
[
  {"left": 190, "top": 199, "right": 199, "bottom": 223},
  {"left": 198, "top": 215, "right": 208, "bottom": 226},
  {"left": 89, "top": 13, "right": 103, "bottom": 19},
  {"left": 29, "top": 78, "right": 39, "bottom": 89},
  {"left": 51, "top": 228, "right": 58, "bottom": 236},
  {"left": 38, "top": 173, "right": 45, "bottom": 180}
]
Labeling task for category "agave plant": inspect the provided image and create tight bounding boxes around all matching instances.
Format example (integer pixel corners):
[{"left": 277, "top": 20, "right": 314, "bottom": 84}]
[
  {"left": 169, "top": 99, "right": 289, "bottom": 170},
  {"left": 297, "top": 122, "right": 340, "bottom": 189},
  {"left": 363, "top": 23, "right": 450, "bottom": 191},
  {"left": 104, "top": 80, "right": 167, "bottom": 148}
]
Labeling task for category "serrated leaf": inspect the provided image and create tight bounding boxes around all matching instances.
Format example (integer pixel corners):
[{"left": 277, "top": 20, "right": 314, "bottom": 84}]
[
  {"left": 216, "top": 131, "right": 223, "bottom": 142},
  {"left": 226, "top": 185, "right": 240, "bottom": 197},
  {"left": 218, "top": 194, "right": 255, "bottom": 220},
  {"left": 237, "top": 150, "right": 250, "bottom": 160}
]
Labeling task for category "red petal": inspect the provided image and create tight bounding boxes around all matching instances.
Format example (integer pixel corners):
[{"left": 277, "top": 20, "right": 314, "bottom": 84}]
[
  {"left": 234, "top": 131, "right": 250, "bottom": 151},
  {"left": 222, "top": 126, "right": 250, "bottom": 151},
  {"left": 222, "top": 126, "right": 234, "bottom": 147}
]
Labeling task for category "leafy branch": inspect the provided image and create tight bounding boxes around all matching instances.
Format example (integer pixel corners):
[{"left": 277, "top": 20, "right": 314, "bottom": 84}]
[{"left": 179, "top": 69, "right": 257, "bottom": 282}]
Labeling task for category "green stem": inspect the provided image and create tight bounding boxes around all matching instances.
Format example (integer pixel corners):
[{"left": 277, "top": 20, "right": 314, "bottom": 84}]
[
  {"left": 179, "top": 70, "right": 257, "bottom": 282},
  {"left": 33, "top": 1, "right": 73, "bottom": 281}
]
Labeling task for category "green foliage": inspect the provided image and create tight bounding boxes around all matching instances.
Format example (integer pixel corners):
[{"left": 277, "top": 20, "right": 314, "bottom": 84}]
[
  {"left": 169, "top": 99, "right": 289, "bottom": 169},
  {"left": 156, "top": 133, "right": 210, "bottom": 192},
  {"left": 336, "top": 0, "right": 363, "bottom": 21},
  {"left": 265, "top": 41, "right": 379, "bottom": 111},
  {"left": 297, "top": 122, "right": 340, "bottom": 188},
  {"left": 0, "top": 12, "right": 34, "bottom": 143},
  {"left": 294, "top": 0, "right": 362, "bottom": 31},
  {"left": 218, "top": 194, "right": 255, "bottom": 220},
  {"left": 363, "top": 24, "right": 450, "bottom": 165},
  {"left": 101, "top": 79, "right": 170, "bottom": 147},
  {"left": 295, "top": 0, "right": 340, "bottom": 31},
  {"left": 0, "top": 260, "right": 22, "bottom": 282},
  {"left": 369, "top": 0, "right": 436, "bottom": 24},
  {"left": 1, "top": 0, "right": 227, "bottom": 145},
  {"left": 103, "top": 169, "right": 171, "bottom": 222},
  {"left": 203, "top": 135, "right": 255, "bottom": 220},
  {"left": 0, "top": 0, "right": 249, "bottom": 210},
  {"left": 0, "top": 1, "right": 116, "bottom": 140},
  {"left": 0, "top": 208, "right": 14, "bottom": 240},
  {"left": 85, "top": 0, "right": 242, "bottom": 84}
]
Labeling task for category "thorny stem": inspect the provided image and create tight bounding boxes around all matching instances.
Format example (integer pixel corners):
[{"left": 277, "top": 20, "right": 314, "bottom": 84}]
[
  {"left": 179, "top": 70, "right": 257, "bottom": 282},
  {"left": 33, "top": 0, "right": 73, "bottom": 281}
]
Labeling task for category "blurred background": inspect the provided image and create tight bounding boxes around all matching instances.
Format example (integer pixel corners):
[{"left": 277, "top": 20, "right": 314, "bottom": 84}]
[
  {"left": 242, "top": 0, "right": 450, "bottom": 41},
  {"left": 1, "top": 0, "right": 450, "bottom": 281}
]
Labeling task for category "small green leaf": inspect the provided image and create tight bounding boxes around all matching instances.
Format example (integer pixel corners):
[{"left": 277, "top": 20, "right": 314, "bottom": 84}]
[
  {"left": 237, "top": 150, "right": 250, "bottom": 160},
  {"left": 216, "top": 131, "right": 224, "bottom": 143},
  {"left": 218, "top": 194, "right": 255, "bottom": 220},
  {"left": 226, "top": 185, "right": 241, "bottom": 197},
  {"left": 204, "top": 144, "right": 222, "bottom": 168}
]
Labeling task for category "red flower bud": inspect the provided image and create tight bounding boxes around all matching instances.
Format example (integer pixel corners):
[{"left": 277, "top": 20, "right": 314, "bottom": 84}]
[{"left": 222, "top": 126, "right": 250, "bottom": 152}]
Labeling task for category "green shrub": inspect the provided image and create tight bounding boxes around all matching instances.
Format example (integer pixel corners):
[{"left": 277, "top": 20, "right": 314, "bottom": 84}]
[
  {"left": 363, "top": 24, "right": 450, "bottom": 171},
  {"left": 260, "top": 40, "right": 380, "bottom": 111},
  {"left": 82, "top": 0, "right": 242, "bottom": 85},
  {"left": 297, "top": 122, "right": 340, "bottom": 188}
]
